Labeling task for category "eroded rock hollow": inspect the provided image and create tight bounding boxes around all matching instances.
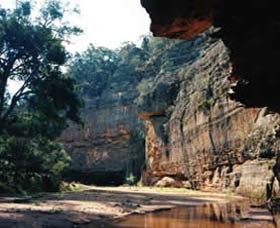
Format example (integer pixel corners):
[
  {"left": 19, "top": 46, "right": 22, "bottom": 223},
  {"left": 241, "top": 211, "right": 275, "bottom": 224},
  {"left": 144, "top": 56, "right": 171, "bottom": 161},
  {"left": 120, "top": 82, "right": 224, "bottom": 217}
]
[{"left": 141, "top": 0, "right": 280, "bottom": 110}]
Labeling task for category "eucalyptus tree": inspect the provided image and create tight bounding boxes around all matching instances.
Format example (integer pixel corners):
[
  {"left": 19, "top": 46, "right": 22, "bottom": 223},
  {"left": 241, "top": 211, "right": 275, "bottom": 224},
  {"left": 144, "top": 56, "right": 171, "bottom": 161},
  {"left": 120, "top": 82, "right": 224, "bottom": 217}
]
[
  {"left": 0, "top": 0, "right": 82, "bottom": 135},
  {"left": 0, "top": 0, "right": 82, "bottom": 192}
]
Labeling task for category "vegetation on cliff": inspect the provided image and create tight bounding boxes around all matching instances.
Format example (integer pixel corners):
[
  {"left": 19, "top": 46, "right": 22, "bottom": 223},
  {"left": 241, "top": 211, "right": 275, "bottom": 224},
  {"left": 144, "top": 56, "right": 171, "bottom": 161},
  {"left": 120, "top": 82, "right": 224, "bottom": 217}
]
[
  {"left": 68, "top": 45, "right": 120, "bottom": 98},
  {"left": 64, "top": 33, "right": 213, "bottom": 186}
]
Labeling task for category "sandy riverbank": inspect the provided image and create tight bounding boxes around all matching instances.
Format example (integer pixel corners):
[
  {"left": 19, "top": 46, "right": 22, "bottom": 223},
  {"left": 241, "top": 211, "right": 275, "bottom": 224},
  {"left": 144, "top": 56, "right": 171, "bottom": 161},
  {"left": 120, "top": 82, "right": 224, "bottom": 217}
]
[{"left": 0, "top": 186, "right": 273, "bottom": 227}]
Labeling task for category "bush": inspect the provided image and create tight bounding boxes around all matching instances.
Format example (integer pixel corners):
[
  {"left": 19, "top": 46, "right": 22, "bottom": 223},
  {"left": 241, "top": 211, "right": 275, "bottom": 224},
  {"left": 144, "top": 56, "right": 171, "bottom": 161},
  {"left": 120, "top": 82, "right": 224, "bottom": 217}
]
[
  {"left": 0, "top": 136, "right": 70, "bottom": 193},
  {"left": 126, "top": 173, "right": 136, "bottom": 185}
]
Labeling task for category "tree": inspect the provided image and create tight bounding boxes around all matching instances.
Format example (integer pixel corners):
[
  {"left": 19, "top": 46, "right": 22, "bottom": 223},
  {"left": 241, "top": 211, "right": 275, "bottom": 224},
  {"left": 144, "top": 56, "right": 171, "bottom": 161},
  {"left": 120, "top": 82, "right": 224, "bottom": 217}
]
[
  {"left": 0, "top": 0, "right": 82, "bottom": 135},
  {"left": 68, "top": 44, "right": 120, "bottom": 97},
  {"left": 0, "top": 0, "right": 82, "bottom": 192}
]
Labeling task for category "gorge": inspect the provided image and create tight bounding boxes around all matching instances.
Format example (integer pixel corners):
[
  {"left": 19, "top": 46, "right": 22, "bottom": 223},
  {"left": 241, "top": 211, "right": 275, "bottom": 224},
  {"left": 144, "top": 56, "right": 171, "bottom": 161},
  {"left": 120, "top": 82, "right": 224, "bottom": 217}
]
[
  {"left": 3, "top": 1, "right": 280, "bottom": 226},
  {"left": 61, "top": 29, "right": 280, "bottom": 202}
]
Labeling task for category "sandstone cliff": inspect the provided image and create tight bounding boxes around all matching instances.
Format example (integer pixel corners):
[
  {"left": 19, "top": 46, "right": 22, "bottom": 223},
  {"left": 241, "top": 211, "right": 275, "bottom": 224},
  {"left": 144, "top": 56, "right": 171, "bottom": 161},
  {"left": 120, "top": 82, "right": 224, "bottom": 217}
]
[
  {"left": 61, "top": 37, "right": 209, "bottom": 185},
  {"left": 138, "top": 32, "right": 280, "bottom": 201},
  {"left": 141, "top": 0, "right": 280, "bottom": 110},
  {"left": 61, "top": 32, "right": 280, "bottom": 201},
  {"left": 60, "top": 46, "right": 147, "bottom": 185}
]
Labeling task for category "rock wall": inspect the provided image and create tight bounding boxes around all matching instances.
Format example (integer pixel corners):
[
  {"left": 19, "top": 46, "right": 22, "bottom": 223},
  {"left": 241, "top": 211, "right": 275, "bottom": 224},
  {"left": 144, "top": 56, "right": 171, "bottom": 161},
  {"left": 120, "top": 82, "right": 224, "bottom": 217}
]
[
  {"left": 139, "top": 34, "right": 280, "bottom": 201},
  {"left": 141, "top": 0, "right": 280, "bottom": 110},
  {"left": 60, "top": 59, "right": 145, "bottom": 185},
  {"left": 60, "top": 36, "right": 209, "bottom": 186},
  {"left": 60, "top": 30, "right": 280, "bottom": 200}
]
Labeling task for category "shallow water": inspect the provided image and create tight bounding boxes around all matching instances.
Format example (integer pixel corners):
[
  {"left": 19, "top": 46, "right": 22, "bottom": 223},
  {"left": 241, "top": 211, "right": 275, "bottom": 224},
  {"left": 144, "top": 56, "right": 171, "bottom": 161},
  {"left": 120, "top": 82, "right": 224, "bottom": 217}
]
[{"left": 112, "top": 203, "right": 276, "bottom": 228}]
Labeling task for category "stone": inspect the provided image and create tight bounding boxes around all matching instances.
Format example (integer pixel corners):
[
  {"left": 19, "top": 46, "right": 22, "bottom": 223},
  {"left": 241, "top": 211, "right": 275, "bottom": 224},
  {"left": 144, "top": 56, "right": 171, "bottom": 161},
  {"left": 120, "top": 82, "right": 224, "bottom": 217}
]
[
  {"left": 182, "top": 181, "right": 192, "bottom": 189},
  {"left": 234, "top": 160, "right": 275, "bottom": 200},
  {"left": 155, "top": 177, "right": 183, "bottom": 188}
]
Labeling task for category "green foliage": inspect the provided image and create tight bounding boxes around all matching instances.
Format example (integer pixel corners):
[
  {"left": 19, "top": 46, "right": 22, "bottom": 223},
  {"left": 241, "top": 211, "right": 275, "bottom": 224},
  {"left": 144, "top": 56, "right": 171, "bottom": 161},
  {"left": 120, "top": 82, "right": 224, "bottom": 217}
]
[
  {"left": 0, "top": 1, "right": 82, "bottom": 193},
  {"left": 0, "top": 136, "right": 70, "bottom": 193},
  {"left": 68, "top": 45, "right": 120, "bottom": 97},
  {"left": 126, "top": 173, "right": 136, "bottom": 185},
  {"left": 69, "top": 36, "right": 177, "bottom": 103},
  {"left": 118, "top": 42, "right": 149, "bottom": 66},
  {"left": 0, "top": 0, "right": 82, "bottom": 132},
  {"left": 69, "top": 40, "right": 151, "bottom": 99},
  {"left": 135, "top": 78, "right": 153, "bottom": 106},
  {"left": 142, "top": 36, "right": 175, "bottom": 54}
]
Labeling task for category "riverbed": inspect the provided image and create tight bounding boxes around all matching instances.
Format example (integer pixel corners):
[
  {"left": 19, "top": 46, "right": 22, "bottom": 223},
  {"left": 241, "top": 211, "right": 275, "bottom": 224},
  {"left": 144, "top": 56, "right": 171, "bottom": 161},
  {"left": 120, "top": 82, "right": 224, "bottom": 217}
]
[{"left": 0, "top": 186, "right": 276, "bottom": 227}]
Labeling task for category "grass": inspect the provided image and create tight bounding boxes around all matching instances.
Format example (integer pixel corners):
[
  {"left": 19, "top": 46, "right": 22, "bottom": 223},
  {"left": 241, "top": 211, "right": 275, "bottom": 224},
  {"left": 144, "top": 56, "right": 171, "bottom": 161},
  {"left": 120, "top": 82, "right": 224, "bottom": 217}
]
[
  {"left": 223, "top": 189, "right": 233, "bottom": 198},
  {"left": 59, "top": 182, "right": 90, "bottom": 193}
]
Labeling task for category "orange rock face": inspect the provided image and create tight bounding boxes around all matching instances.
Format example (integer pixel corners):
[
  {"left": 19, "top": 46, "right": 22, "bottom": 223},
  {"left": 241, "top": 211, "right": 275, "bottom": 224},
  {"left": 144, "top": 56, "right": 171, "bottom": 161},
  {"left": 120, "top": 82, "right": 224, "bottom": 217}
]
[
  {"left": 150, "top": 16, "right": 213, "bottom": 39},
  {"left": 60, "top": 104, "right": 143, "bottom": 185},
  {"left": 141, "top": 0, "right": 214, "bottom": 39},
  {"left": 140, "top": 36, "right": 280, "bottom": 199}
]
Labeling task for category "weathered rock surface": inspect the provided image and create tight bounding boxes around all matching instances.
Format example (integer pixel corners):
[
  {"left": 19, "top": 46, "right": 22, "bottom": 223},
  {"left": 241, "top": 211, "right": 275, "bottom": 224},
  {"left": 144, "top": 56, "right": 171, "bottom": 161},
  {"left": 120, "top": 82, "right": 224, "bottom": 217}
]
[
  {"left": 139, "top": 33, "right": 280, "bottom": 201},
  {"left": 155, "top": 176, "right": 183, "bottom": 188},
  {"left": 61, "top": 30, "right": 280, "bottom": 201},
  {"left": 60, "top": 53, "right": 146, "bottom": 185},
  {"left": 61, "top": 37, "right": 205, "bottom": 185},
  {"left": 141, "top": 0, "right": 280, "bottom": 110}
]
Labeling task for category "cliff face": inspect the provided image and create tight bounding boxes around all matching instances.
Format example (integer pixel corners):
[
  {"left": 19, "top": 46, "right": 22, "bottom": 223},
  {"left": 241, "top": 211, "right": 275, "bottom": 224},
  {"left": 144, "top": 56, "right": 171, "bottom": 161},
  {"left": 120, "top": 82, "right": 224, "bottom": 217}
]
[
  {"left": 140, "top": 0, "right": 280, "bottom": 110},
  {"left": 60, "top": 51, "right": 146, "bottom": 185},
  {"left": 61, "top": 31, "right": 280, "bottom": 200},
  {"left": 61, "top": 37, "right": 205, "bottom": 186},
  {"left": 139, "top": 33, "right": 280, "bottom": 200}
]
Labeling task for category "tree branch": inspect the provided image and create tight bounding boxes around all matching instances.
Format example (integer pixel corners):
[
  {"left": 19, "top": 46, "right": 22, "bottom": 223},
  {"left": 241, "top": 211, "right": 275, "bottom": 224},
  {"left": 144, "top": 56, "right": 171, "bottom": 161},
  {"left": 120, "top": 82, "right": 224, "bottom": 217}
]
[
  {"left": 0, "top": 78, "right": 32, "bottom": 123},
  {"left": 0, "top": 55, "right": 18, "bottom": 117}
]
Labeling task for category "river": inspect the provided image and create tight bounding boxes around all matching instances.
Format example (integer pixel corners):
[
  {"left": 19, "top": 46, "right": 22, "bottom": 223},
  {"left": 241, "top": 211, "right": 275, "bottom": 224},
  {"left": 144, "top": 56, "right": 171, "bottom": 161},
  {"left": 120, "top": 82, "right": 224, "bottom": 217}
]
[{"left": 110, "top": 202, "right": 276, "bottom": 228}]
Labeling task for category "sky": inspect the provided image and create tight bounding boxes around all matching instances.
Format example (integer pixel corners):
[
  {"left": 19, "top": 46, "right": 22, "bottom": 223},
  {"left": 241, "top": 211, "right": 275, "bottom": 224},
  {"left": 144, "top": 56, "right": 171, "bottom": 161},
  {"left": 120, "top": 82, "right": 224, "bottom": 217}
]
[{"left": 0, "top": 0, "right": 151, "bottom": 52}]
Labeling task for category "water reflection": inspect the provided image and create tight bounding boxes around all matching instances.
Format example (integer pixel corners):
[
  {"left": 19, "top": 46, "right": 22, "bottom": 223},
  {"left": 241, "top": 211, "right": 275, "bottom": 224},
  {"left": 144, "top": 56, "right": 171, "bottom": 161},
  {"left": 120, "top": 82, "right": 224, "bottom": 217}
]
[{"left": 113, "top": 203, "right": 276, "bottom": 228}]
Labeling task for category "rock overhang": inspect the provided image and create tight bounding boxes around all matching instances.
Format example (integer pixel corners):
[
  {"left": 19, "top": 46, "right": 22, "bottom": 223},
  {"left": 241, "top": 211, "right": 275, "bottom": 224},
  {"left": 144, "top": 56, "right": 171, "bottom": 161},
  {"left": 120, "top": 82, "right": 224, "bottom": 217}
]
[{"left": 140, "top": 0, "right": 280, "bottom": 110}]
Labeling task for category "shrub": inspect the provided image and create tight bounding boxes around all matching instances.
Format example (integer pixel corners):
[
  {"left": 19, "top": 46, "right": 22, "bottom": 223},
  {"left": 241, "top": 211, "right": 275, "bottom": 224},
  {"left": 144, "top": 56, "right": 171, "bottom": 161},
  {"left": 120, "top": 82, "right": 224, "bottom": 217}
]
[
  {"left": 126, "top": 173, "right": 136, "bottom": 185},
  {"left": 0, "top": 136, "right": 70, "bottom": 193}
]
